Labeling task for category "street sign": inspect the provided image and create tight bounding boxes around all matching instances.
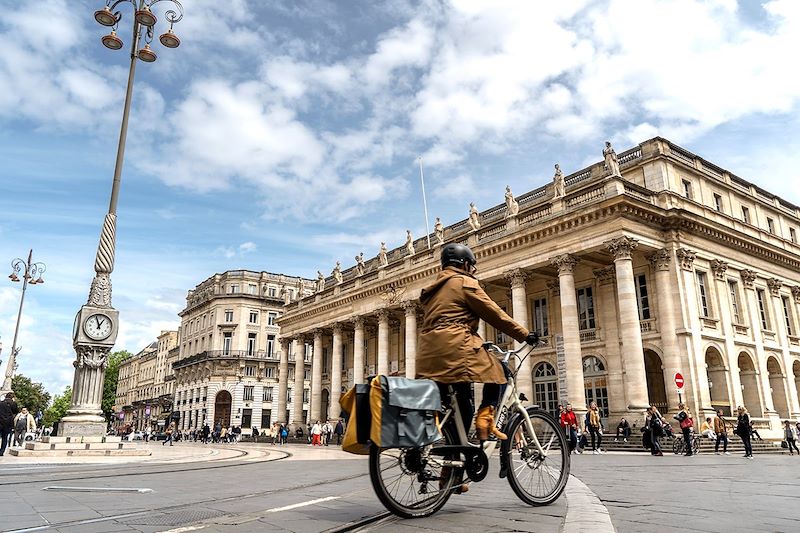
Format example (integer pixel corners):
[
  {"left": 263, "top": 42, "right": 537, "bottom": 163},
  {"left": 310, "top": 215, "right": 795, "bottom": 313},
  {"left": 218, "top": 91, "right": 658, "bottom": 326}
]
[{"left": 674, "top": 372, "right": 685, "bottom": 389}]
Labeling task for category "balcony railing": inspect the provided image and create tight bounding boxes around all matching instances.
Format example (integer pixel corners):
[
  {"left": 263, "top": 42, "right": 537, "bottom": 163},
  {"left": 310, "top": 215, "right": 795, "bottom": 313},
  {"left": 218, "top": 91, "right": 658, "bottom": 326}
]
[
  {"left": 761, "top": 330, "right": 776, "bottom": 342},
  {"left": 639, "top": 319, "right": 656, "bottom": 333},
  {"left": 579, "top": 329, "right": 597, "bottom": 343},
  {"left": 700, "top": 317, "right": 719, "bottom": 329},
  {"left": 733, "top": 324, "right": 749, "bottom": 336}
]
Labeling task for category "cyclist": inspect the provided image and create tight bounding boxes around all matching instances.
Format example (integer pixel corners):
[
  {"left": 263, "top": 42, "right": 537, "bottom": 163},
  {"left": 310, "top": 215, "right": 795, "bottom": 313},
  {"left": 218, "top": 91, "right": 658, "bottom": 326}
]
[{"left": 416, "top": 243, "right": 539, "bottom": 442}]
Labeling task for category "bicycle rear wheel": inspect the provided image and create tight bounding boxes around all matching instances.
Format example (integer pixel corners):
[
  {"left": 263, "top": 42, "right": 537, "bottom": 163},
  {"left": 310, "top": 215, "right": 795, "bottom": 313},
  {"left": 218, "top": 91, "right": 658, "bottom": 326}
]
[
  {"left": 692, "top": 436, "right": 700, "bottom": 454},
  {"left": 368, "top": 424, "right": 459, "bottom": 518},
  {"left": 503, "top": 409, "right": 569, "bottom": 506},
  {"left": 672, "top": 437, "right": 683, "bottom": 455}
]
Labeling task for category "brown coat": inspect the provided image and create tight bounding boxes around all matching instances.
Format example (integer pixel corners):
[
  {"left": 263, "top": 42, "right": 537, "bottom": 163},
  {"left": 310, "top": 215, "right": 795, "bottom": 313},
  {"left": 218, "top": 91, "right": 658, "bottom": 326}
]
[{"left": 416, "top": 267, "right": 528, "bottom": 384}]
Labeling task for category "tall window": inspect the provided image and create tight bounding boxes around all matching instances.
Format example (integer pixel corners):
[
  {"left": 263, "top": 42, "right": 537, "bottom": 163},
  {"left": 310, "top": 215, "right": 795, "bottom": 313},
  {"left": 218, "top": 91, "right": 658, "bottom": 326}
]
[
  {"left": 696, "top": 272, "right": 710, "bottom": 317},
  {"left": 767, "top": 218, "right": 775, "bottom": 234},
  {"left": 267, "top": 312, "right": 278, "bottom": 325},
  {"left": 242, "top": 409, "right": 252, "bottom": 428},
  {"left": 243, "top": 386, "right": 254, "bottom": 401},
  {"left": 227, "top": 284, "right": 240, "bottom": 294},
  {"left": 576, "top": 287, "right": 596, "bottom": 330},
  {"left": 266, "top": 334, "right": 275, "bottom": 356},
  {"left": 248, "top": 283, "right": 257, "bottom": 295},
  {"left": 635, "top": 274, "right": 651, "bottom": 320},
  {"left": 263, "top": 387, "right": 273, "bottom": 402},
  {"left": 304, "top": 369, "right": 311, "bottom": 380},
  {"left": 247, "top": 333, "right": 257, "bottom": 355},
  {"left": 265, "top": 366, "right": 275, "bottom": 378},
  {"left": 322, "top": 348, "right": 329, "bottom": 373},
  {"left": 533, "top": 363, "right": 559, "bottom": 419},
  {"left": 245, "top": 365, "right": 256, "bottom": 377},
  {"left": 268, "top": 287, "right": 277, "bottom": 297},
  {"left": 741, "top": 206, "right": 750, "bottom": 224},
  {"left": 249, "top": 310, "right": 258, "bottom": 324},
  {"left": 532, "top": 298, "right": 549, "bottom": 336},
  {"left": 224, "top": 310, "right": 234, "bottom": 322},
  {"left": 728, "top": 280, "right": 742, "bottom": 324},
  {"left": 756, "top": 289, "right": 770, "bottom": 330},
  {"left": 782, "top": 296, "right": 794, "bottom": 336},
  {"left": 713, "top": 193, "right": 723, "bottom": 212},
  {"left": 682, "top": 179, "right": 692, "bottom": 199},
  {"left": 303, "top": 388, "right": 310, "bottom": 404},
  {"left": 583, "top": 356, "right": 609, "bottom": 418},
  {"left": 222, "top": 332, "right": 233, "bottom": 356},
  {"left": 790, "top": 228, "right": 797, "bottom": 244}
]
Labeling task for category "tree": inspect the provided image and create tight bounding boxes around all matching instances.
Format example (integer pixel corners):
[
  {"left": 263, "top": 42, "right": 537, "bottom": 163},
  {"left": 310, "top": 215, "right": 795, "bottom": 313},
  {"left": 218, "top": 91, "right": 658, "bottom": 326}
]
[
  {"left": 103, "top": 350, "right": 132, "bottom": 422},
  {"left": 43, "top": 387, "right": 71, "bottom": 428},
  {"left": 11, "top": 374, "right": 51, "bottom": 416}
]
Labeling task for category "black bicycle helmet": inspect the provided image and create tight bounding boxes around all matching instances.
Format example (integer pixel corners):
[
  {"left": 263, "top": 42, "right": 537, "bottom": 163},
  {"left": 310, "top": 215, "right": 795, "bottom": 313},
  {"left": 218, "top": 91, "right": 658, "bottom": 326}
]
[{"left": 441, "top": 243, "right": 476, "bottom": 269}]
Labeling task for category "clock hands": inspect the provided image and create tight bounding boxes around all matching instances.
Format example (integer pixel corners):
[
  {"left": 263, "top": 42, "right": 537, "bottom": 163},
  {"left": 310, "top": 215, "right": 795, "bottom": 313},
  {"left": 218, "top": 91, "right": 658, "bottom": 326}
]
[{"left": 96, "top": 316, "right": 102, "bottom": 329}]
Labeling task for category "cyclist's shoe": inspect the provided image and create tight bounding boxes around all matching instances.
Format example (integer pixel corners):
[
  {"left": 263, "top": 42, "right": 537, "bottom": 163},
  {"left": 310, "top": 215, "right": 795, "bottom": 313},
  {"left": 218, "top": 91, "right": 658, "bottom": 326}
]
[{"left": 475, "top": 406, "right": 507, "bottom": 441}]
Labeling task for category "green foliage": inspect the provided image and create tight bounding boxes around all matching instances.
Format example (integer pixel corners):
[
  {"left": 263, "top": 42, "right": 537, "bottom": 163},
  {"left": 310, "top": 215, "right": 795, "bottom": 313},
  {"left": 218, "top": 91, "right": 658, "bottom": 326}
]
[
  {"left": 42, "top": 387, "right": 71, "bottom": 428},
  {"left": 102, "top": 350, "right": 132, "bottom": 422},
  {"left": 11, "top": 374, "right": 51, "bottom": 415}
]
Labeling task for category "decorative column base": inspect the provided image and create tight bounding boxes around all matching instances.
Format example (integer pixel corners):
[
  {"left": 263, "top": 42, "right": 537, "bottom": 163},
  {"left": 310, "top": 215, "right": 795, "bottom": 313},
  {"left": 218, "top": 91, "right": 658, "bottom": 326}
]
[{"left": 58, "top": 419, "right": 107, "bottom": 439}]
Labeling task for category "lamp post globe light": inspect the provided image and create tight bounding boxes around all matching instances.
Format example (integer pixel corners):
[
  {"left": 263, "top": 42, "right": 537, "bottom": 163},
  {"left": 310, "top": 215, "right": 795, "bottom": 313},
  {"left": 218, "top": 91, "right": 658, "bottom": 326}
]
[
  {"left": 0, "top": 250, "right": 46, "bottom": 397},
  {"left": 60, "top": 0, "right": 184, "bottom": 438}
]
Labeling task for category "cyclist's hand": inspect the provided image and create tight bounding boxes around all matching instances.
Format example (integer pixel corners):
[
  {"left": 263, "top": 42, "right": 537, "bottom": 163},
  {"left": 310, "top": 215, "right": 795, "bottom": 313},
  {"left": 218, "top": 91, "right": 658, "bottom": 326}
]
[{"left": 525, "top": 331, "right": 540, "bottom": 346}]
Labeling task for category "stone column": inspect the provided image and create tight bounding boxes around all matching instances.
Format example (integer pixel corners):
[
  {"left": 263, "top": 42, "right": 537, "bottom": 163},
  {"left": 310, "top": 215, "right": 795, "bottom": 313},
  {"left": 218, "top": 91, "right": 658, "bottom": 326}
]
[
  {"left": 352, "top": 316, "right": 365, "bottom": 384},
  {"left": 402, "top": 301, "right": 418, "bottom": 379},
  {"left": 310, "top": 330, "right": 323, "bottom": 422},
  {"left": 292, "top": 338, "right": 305, "bottom": 427},
  {"left": 550, "top": 254, "right": 585, "bottom": 417},
  {"left": 330, "top": 324, "right": 343, "bottom": 420},
  {"left": 377, "top": 309, "right": 390, "bottom": 376},
  {"left": 708, "top": 259, "right": 745, "bottom": 411},
  {"left": 506, "top": 269, "right": 531, "bottom": 398},
  {"left": 741, "top": 270, "right": 775, "bottom": 419},
  {"left": 276, "top": 339, "right": 289, "bottom": 424},
  {"left": 605, "top": 236, "right": 649, "bottom": 412},
  {"left": 768, "top": 279, "right": 800, "bottom": 418},
  {"left": 593, "top": 266, "right": 625, "bottom": 416}
]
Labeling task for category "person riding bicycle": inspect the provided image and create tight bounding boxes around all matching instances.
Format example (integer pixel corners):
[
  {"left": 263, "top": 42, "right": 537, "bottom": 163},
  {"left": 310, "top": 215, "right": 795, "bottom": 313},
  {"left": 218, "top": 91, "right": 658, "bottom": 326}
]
[{"left": 416, "top": 243, "right": 539, "bottom": 442}]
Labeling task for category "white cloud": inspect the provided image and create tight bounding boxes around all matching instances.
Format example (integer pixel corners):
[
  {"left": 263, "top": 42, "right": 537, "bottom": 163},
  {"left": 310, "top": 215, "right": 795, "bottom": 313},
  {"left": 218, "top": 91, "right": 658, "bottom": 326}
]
[{"left": 239, "top": 242, "right": 257, "bottom": 254}]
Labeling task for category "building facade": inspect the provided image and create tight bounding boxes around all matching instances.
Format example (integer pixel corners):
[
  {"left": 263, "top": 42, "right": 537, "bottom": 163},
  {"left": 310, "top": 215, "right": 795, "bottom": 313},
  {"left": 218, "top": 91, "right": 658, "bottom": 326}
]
[
  {"left": 277, "top": 138, "right": 800, "bottom": 437},
  {"left": 171, "top": 270, "right": 315, "bottom": 434},
  {"left": 114, "top": 330, "right": 180, "bottom": 432}
]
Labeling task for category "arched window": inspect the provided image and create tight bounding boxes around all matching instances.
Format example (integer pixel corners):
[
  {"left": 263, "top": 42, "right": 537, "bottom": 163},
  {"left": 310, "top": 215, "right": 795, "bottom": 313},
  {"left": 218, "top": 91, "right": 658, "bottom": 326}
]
[
  {"left": 533, "top": 362, "right": 559, "bottom": 419},
  {"left": 583, "top": 356, "right": 609, "bottom": 418}
]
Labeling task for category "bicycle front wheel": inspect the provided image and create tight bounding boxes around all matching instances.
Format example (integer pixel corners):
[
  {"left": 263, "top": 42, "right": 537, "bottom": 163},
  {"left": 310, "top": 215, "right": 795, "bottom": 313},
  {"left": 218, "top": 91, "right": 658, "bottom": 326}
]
[
  {"left": 692, "top": 437, "right": 700, "bottom": 454},
  {"left": 503, "top": 409, "right": 569, "bottom": 506},
  {"left": 672, "top": 437, "right": 683, "bottom": 455},
  {"left": 368, "top": 424, "right": 458, "bottom": 519}
]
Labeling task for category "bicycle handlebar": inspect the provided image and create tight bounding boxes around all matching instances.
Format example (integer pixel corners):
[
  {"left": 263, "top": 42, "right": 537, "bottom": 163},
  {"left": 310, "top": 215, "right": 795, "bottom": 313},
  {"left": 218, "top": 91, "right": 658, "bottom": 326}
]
[{"left": 482, "top": 340, "right": 545, "bottom": 364}]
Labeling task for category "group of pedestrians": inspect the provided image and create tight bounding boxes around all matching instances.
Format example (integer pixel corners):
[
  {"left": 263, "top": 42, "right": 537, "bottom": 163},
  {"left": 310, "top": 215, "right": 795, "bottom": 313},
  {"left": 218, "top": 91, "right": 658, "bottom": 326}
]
[
  {"left": 558, "top": 402, "right": 605, "bottom": 455},
  {"left": 0, "top": 392, "right": 39, "bottom": 456}
]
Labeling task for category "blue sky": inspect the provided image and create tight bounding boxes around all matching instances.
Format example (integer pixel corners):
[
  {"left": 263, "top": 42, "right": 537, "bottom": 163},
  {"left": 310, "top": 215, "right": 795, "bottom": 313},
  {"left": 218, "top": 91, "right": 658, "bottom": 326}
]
[{"left": 2, "top": 0, "right": 800, "bottom": 395}]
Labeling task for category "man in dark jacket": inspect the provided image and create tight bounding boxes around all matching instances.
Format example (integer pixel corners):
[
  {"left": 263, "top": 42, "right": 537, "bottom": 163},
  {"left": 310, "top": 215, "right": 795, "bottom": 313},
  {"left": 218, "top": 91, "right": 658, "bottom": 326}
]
[
  {"left": 334, "top": 419, "right": 344, "bottom": 445},
  {"left": 0, "top": 392, "right": 20, "bottom": 456}
]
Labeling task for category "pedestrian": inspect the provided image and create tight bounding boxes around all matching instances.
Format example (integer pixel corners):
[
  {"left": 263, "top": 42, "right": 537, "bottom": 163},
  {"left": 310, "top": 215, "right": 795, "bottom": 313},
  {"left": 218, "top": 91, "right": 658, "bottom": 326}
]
[
  {"left": 645, "top": 406, "right": 663, "bottom": 456},
  {"left": 311, "top": 420, "right": 323, "bottom": 446},
  {"left": 220, "top": 426, "right": 228, "bottom": 443},
  {"left": 749, "top": 421, "right": 763, "bottom": 441},
  {"left": 713, "top": 410, "right": 730, "bottom": 455},
  {"left": 735, "top": 406, "right": 753, "bottom": 459},
  {"left": 163, "top": 422, "right": 175, "bottom": 446},
  {"left": 305, "top": 424, "right": 312, "bottom": 444},
  {"left": 202, "top": 423, "right": 210, "bottom": 444},
  {"left": 280, "top": 424, "right": 288, "bottom": 445},
  {"left": 674, "top": 403, "right": 694, "bottom": 456},
  {"left": 784, "top": 420, "right": 799, "bottom": 455},
  {"left": 322, "top": 421, "right": 332, "bottom": 446},
  {"left": 587, "top": 402, "right": 603, "bottom": 454},
  {"left": 334, "top": 419, "right": 344, "bottom": 445},
  {"left": 270, "top": 423, "right": 278, "bottom": 445},
  {"left": 0, "top": 392, "right": 19, "bottom": 456},
  {"left": 614, "top": 417, "right": 631, "bottom": 443},
  {"left": 13, "top": 407, "right": 36, "bottom": 447},
  {"left": 700, "top": 417, "right": 716, "bottom": 441},
  {"left": 560, "top": 403, "right": 578, "bottom": 454}
]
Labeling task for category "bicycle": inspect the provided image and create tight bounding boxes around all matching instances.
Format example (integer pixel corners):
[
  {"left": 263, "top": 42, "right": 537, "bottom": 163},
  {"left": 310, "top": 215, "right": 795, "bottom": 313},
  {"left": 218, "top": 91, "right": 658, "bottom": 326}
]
[
  {"left": 672, "top": 432, "right": 700, "bottom": 455},
  {"left": 369, "top": 342, "right": 570, "bottom": 518}
]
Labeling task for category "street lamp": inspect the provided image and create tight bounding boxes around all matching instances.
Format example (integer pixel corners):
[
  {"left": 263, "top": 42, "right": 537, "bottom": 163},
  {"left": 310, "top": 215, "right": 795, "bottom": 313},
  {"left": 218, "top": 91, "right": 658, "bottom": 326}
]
[
  {"left": 0, "top": 250, "right": 46, "bottom": 396},
  {"left": 61, "top": 0, "right": 184, "bottom": 439}
]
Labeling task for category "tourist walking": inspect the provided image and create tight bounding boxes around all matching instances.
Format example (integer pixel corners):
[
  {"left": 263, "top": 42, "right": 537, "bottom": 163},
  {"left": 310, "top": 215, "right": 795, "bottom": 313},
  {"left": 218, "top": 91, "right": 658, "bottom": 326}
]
[
  {"left": 334, "top": 419, "right": 344, "bottom": 445},
  {"left": 280, "top": 424, "right": 288, "bottom": 445},
  {"left": 714, "top": 410, "right": 730, "bottom": 455},
  {"left": 645, "top": 406, "right": 663, "bottom": 456},
  {"left": 13, "top": 407, "right": 36, "bottom": 446},
  {"left": 560, "top": 403, "right": 579, "bottom": 454},
  {"left": 784, "top": 420, "right": 799, "bottom": 455},
  {"left": 163, "top": 422, "right": 175, "bottom": 446},
  {"left": 270, "top": 423, "right": 278, "bottom": 445},
  {"left": 202, "top": 423, "right": 210, "bottom": 444},
  {"left": 735, "top": 406, "right": 753, "bottom": 458},
  {"left": 0, "top": 392, "right": 19, "bottom": 456},
  {"left": 587, "top": 402, "right": 603, "bottom": 454},
  {"left": 311, "top": 420, "right": 323, "bottom": 446},
  {"left": 675, "top": 403, "right": 694, "bottom": 456}
]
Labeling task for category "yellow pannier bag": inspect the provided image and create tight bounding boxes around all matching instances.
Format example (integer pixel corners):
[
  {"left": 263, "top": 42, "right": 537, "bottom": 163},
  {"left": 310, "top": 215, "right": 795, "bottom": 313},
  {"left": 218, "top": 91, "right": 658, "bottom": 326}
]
[{"left": 339, "top": 383, "right": 372, "bottom": 455}]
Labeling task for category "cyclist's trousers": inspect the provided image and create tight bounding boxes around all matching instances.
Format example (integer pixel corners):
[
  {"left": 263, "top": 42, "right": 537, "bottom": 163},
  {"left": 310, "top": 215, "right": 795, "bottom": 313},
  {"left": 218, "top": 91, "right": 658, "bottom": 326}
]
[{"left": 437, "top": 382, "right": 505, "bottom": 432}]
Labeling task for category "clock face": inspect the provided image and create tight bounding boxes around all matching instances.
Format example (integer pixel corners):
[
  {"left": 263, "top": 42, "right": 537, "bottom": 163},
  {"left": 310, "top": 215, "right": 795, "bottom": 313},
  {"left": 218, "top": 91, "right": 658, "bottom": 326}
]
[{"left": 84, "top": 313, "right": 113, "bottom": 341}]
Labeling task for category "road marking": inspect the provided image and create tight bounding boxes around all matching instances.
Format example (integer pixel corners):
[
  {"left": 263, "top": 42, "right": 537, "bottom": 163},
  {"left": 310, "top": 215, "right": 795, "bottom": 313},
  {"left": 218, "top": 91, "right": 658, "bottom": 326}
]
[
  {"left": 264, "top": 496, "right": 340, "bottom": 513},
  {"left": 157, "top": 527, "right": 208, "bottom": 533},
  {"left": 43, "top": 486, "right": 153, "bottom": 493},
  {"left": 563, "top": 475, "right": 616, "bottom": 533}
]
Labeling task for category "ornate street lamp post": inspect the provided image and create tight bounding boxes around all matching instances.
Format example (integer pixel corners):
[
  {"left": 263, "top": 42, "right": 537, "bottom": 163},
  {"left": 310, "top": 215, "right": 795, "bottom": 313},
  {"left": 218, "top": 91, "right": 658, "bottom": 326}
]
[
  {"left": 0, "top": 250, "right": 46, "bottom": 397},
  {"left": 61, "top": 1, "right": 183, "bottom": 437}
]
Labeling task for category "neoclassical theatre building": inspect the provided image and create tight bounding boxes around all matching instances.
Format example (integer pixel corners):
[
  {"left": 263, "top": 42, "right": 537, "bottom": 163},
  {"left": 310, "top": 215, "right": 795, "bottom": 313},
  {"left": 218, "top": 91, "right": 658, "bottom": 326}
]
[
  {"left": 277, "top": 138, "right": 800, "bottom": 437},
  {"left": 170, "top": 270, "right": 315, "bottom": 435}
]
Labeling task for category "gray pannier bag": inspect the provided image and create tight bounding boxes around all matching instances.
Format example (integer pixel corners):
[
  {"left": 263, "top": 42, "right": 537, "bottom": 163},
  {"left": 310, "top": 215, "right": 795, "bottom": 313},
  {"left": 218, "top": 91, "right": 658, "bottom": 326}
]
[{"left": 369, "top": 375, "right": 442, "bottom": 448}]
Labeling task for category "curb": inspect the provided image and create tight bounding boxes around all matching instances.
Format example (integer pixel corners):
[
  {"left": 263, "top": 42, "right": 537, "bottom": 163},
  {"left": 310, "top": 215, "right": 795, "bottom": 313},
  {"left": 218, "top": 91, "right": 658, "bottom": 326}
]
[{"left": 562, "top": 475, "right": 616, "bottom": 533}]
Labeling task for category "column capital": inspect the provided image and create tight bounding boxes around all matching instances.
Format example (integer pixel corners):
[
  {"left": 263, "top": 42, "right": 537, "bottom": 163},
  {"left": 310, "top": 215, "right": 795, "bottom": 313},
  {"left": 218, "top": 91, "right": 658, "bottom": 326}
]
[
  {"left": 550, "top": 254, "right": 579, "bottom": 275},
  {"left": 741, "top": 269, "right": 757, "bottom": 289},
  {"left": 647, "top": 248, "right": 671, "bottom": 271},
  {"left": 504, "top": 268, "right": 528, "bottom": 289},
  {"left": 375, "top": 308, "right": 391, "bottom": 322},
  {"left": 311, "top": 329, "right": 324, "bottom": 341},
  {"left": 767, "top": 278, "right": 782, "bottom": 297},
  {"left": 593, "top": 266, "right": 616, "bottom": 286},
  {"left": 792, "top": 286, "right": 800, "bottom": 304},
  {"left": 675, "top": 248, "right": 696, "bottom": 271},
  {"left": 331, "top": 322, "right": 343, "bottom": 335},
  {"left": 604, "top": 236, "right": 639, "bottom": 260},
  {"left": 710, "top": 259, "right": 728, "bottom": 281},
  {"left": 545, "top": 279, "right": 560, "bottom": 295},
  {"left": 350, "top": 315, "right": 365, "bottom": 329},
  {"left": 401, "top": 300, "right": 419, "bottom": 316}
]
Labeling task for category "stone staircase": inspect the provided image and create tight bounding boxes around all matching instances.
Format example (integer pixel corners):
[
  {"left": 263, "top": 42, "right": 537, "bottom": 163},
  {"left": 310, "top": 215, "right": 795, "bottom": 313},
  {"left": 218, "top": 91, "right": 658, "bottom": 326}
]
[
  {"left": 9, "top": 436, "right": 151, "bottom": 457},
  {"left": 599, "top": 435, "right": 787, "bottom": 455}
]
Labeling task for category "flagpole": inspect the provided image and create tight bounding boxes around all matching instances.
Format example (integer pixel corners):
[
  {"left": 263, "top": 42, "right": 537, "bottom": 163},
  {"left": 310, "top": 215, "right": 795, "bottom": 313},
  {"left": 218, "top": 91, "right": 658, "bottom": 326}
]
[{"left": 418, "top": 156, "right": 432, "bottom": 250}]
